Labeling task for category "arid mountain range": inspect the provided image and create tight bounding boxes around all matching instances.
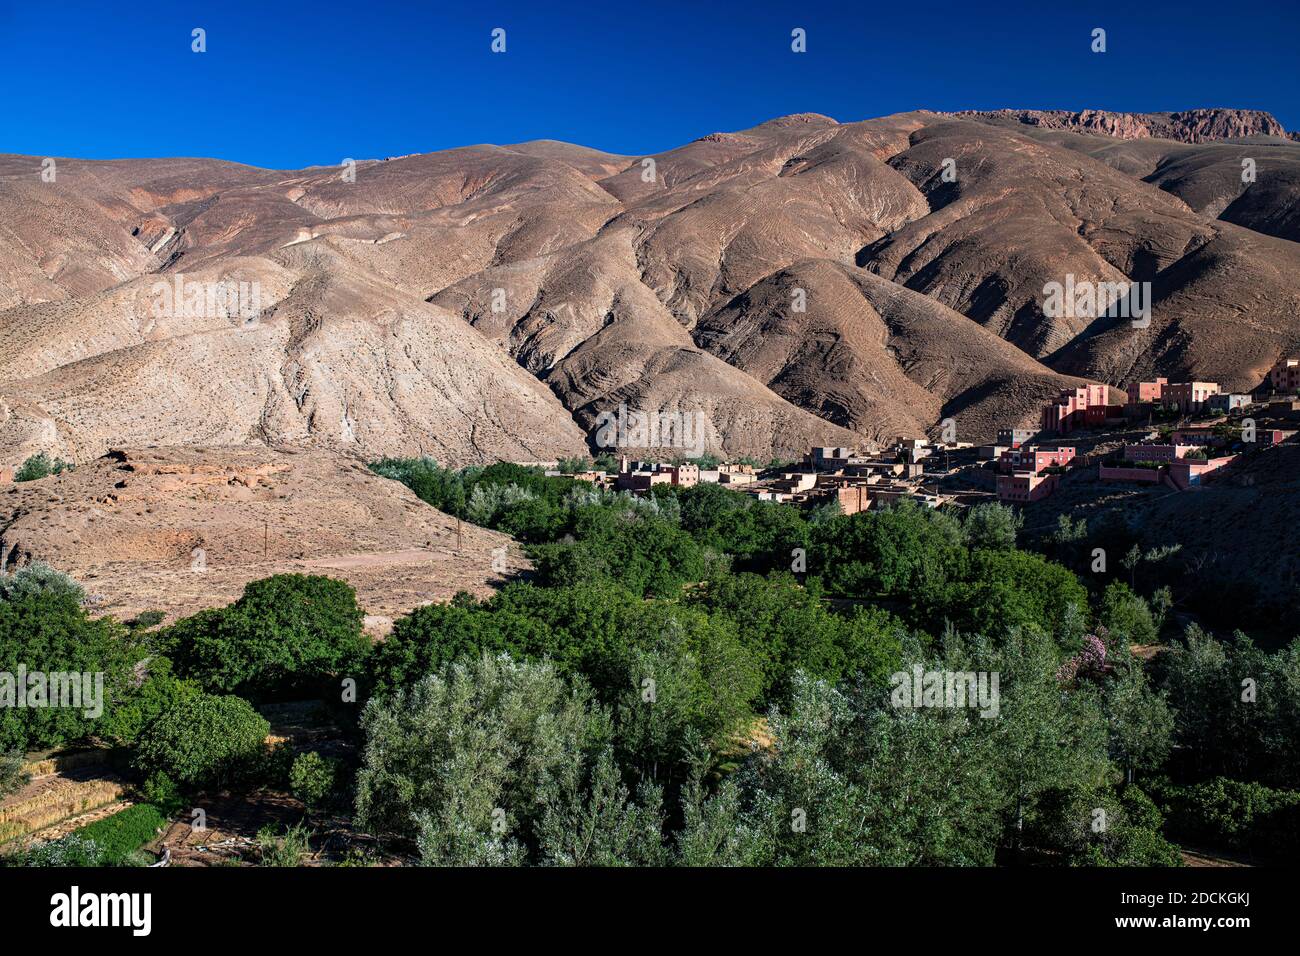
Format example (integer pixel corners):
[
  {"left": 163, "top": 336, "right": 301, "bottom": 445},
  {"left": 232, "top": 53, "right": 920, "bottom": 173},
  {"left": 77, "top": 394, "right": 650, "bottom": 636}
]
[{"left": 2, "top": 106, "right": 1298, "bottom": 465}]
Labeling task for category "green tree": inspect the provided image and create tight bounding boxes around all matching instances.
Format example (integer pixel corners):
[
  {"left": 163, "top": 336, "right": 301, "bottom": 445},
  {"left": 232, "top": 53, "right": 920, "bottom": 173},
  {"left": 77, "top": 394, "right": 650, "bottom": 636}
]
[
  {"left": 942, "top": 549, "right": 1090, "bottom": 647},
  {"left": 163, "top": 574, "right": 368, "bottom": 698},
  {"left": 962, "top": 502, "right": 1023, "bottom": 550},
  {"left": 355, "top": 654, "right": 608, "bottom": 864},
  {"left": 810, "top": 501, "right": 968, "bottom": 610},
  {"left": 290, "top": 751, "right": 344, "bottom": 810},
  {"left": 1104, "top": 662, "right": 1174, "bottom": 782},
  {"left": 1100, "top": 581, "right": 1159, "bottom": 647},
  {"left": 0, "top": 590, "right": 140, "bottom": 752},
  {"left": 134, "top": 693, "right": 270, "bottom": 791}
]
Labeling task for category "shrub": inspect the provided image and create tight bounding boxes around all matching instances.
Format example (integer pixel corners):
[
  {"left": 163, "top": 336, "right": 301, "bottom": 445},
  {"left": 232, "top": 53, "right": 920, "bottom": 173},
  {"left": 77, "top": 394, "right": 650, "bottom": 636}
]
[
  {"left": 0, "top": 748, "right": 29, "bottom": 798},
  {"left": 140, "top": 772, "right": 183, "bottom": 815},
  {"left": 257, "top": 822, "right": 313, "bottom": 867},
  {"left": 134, "top": 693, "right": 270, "bottom": 791},
  {"left": 290, "top": 751, "right": 343, "bottom": 810},
  {"left": 0, "top": 563, "right": 84, "bottom": 604},
  {"left": 128, "top": 610, "right": 166, "bottom": 630},
  {"left": 13, "top": 453, "right": 71, "bottom": 482},
  {"left": 1160, "top": 777, "right": 1300, "bottom": 860},
  {"left": 6, "top": 833, "right": 105, "bottom": 867}
]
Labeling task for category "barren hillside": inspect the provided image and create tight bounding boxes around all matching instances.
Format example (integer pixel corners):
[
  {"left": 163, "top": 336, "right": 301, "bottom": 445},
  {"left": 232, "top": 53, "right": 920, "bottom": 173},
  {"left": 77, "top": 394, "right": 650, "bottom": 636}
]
[
  {"left": 0, "top": 444, "right": 525, "bottom": 626},
  {"left": 3, "top": 106, "right": 1299, "bottom": 465}
]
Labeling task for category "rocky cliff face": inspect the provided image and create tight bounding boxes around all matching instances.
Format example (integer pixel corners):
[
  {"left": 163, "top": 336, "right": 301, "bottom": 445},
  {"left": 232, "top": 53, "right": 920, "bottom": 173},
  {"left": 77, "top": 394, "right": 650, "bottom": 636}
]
[{"left": 953, "top": 108, "right": 1292, "bottom": 143}]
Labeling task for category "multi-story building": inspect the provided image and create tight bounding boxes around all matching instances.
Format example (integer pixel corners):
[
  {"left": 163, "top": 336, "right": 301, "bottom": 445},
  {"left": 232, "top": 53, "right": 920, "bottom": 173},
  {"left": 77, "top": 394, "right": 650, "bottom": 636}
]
[
  {"left": 663, "top": 463, "right": 699, "bottom": 488},
  {"left": 1269, "top": 358, "right": 1300, "bottom": 393},
  {"left": 1041, "top": 384, "right": 1111, "bottom": 434},
  {"left": 995, "top": 444, "right": 1075, "bottom": 503},
  {"left": 1126, "top": 377, "right": 1169, "bottom": 404},
  {"left": 996, "top": 428, "right": 1035, "bottom": 449},
  {"left": 805, "top": 446, "right": 854, "bottom": 471},
  {"left": 1161, "top": 381, "right": 1221, "bottom": 414},
  {"left": 614, "top": 458, "right": 698, "bottom": 493},
  {"left": 998, "top": 445, "right": 1077, "bottom": 474},
  {"left": 835, "top": 484, "right": 873, "bottom": 516},
  {"left": 997, "top": 472, "right": 1059, "bottom": 503},
  {"left": 1125, "top": 378, "right": 1222, "bottom": 416},
  {"left": 615, "top": 470, "right": 671, "bottom": 493},
  {"left": 1208, "top": 393, "right": 1251, "bottom": 414}
]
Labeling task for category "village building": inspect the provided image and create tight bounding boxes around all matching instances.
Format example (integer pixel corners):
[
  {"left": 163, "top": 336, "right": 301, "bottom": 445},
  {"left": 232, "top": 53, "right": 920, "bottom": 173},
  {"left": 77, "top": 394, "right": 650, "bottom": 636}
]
[
  {"left": 805, "top": 446, "right": 855, "bottom": 470},
  {"left": 997, "top": 471, "right": 1059, "bottom": 503},
  {"left": 1208, "top": 393, "right": 1251, "bottom": 414},
  {"left": 998, "top": 445, "right": 1076, "bottom": 474},
  {"left": 1269, "top": 357, "right": 1300, "bottom": 393},
  {"left": 1041, "top": 384, "right": 1112, "bottom": 434},
  {"left": 1126, "top": 377, "right": 1168, "bottom": 404},
  {"left": 1100, "top": 443, "right": 1238, "bottom": 490},
  {"left": 1161, "top": 381, "right": 1222, "bottom": 414},
  {"left": 996, "top": 428, "right": 1035, "bottom": 449},
  {"left": 995, "top": 444, "right": 1076, "bottom": 503}
]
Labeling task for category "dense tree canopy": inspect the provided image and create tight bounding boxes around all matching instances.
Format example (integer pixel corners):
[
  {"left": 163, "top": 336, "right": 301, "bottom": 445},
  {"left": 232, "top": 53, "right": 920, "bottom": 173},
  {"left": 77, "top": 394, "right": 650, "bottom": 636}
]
[
  {"left": 134, "top": 692, "right": 270, "bottom": 791},
  {"left": 161, "top": 574, "right": 368, "bottom": 699}
]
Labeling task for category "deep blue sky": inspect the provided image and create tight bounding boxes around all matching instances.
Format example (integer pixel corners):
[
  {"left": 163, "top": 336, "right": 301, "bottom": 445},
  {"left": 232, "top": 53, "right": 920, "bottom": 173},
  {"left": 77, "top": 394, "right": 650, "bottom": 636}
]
[{"left": 2, "top": 0, "right": 1296, "bottom": 170}]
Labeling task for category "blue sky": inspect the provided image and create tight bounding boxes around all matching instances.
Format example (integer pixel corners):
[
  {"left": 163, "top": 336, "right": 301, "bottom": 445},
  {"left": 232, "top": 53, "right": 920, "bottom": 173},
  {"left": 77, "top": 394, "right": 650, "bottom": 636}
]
[{"left": 1, "top": 0, "right": 1296, "bottom": 169}]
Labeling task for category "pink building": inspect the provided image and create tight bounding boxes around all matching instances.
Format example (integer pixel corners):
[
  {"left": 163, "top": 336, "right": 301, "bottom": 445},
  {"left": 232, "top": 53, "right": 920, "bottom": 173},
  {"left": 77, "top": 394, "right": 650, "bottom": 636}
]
[
  {"left": 998, "top": 445, "right": 1076, "bottom": 475},
  {"left": 1269, "top": 358, "right": 1300, "bottom": 393},
  {"left": 1042, "top": 384, "right": 1111, "bottom": 435},
  {"left": 1101, "top": 451, "right": 1237, "bottom": 490},
  {"left": 1122, "top": 444, "right": 1200, "bottom": 463},
  {"left": 1099, "top": 463, "right": 1165, "bottom": 484},
  {"left": 997, "top": 472, "right": 1059, "bottom": 503},
  {"left": 1161, "top": 381, "right": 1221, "bottom": 414},
  {"left": 1170, "top": 427, "right": 1220, "bottom": 447},
  {"left": 1125, "top": 378, "right": 1222, "bottom": 415},
  {"left": 1126, "top": 377, "right": 1169, "bottom": 404},
  {"left": 1168, "top": 455, "right": 1236, "bottom": 490},
  {"left": 664, "top": 463, "right": 699, "bottom": 488}
]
